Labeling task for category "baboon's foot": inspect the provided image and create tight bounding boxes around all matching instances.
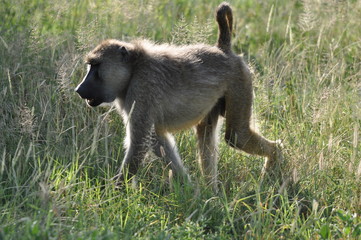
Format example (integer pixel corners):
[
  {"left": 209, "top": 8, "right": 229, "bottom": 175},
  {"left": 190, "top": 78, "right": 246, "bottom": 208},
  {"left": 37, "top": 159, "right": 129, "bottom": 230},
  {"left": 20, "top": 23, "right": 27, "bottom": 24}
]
[
  {"left": 169, "top": 169, "right": 192, "bottom": 188},
  {"left": 211, "top": 180, "right": 220, "bottom": 194},
  {"left": 202, "top": 176, "right": 219, "bottom": 193},
  {"left": 111, "top": 171, "right": 138, "bottom": 189},
  {"left": 261, "top": 140, "right": 285, "bottom": 183},
  {"left": 110, "top": 172, "right": 123, "bottom": 186}
]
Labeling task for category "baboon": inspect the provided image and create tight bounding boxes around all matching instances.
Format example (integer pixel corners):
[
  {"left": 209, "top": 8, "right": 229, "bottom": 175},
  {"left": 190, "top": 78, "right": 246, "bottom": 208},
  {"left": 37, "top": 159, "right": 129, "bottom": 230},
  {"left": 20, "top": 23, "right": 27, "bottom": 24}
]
[{"left": 75, "top": 2, "right": 282, "bottom": 190}]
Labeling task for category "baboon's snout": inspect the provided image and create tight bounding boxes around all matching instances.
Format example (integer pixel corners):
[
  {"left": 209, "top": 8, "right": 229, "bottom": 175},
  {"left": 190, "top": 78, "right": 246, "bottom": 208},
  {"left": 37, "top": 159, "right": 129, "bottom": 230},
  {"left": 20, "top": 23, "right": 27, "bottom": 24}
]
[
  {"left": 75, "top": 84, "right": 82, "bottom": 95},
  {"left": 75, "top": 82, "right": 103, "bottom": 107},
  {"left": 75, "top": 82, "right": 90, "bottom": 99}
]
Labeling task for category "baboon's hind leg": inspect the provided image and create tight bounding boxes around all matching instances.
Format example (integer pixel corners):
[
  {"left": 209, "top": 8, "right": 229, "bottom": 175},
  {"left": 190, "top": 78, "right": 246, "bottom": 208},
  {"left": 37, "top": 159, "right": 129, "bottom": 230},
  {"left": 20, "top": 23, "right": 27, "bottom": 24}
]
[
  {"left": 224, "top": 69, "right": 282, "bottom": 177},
  {"left": 196, "top": 103, "right": 222, "bottom": 192}
]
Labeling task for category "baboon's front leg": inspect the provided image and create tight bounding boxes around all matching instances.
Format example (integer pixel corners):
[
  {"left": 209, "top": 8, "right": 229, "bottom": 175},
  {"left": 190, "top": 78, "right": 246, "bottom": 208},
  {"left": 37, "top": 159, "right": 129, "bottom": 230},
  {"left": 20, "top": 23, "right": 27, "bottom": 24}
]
[
  {"left": 119, "top": 140, "right": 148, "bottom": 177},
  {"left": 116, "top": 120, "right": 152, "bottom": 183},
  {"left": 152, "top": 132, "right": 189, "bottom": 181},
  {"left": 196, "top": 106, "right": 221, "bottom": 192}
]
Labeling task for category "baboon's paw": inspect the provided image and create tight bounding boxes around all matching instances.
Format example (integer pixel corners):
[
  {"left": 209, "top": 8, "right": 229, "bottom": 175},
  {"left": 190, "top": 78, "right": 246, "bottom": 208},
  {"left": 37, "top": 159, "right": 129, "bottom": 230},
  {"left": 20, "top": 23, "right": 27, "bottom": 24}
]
[{"left": 261, "top": 141, "right": 285, "bottom": 183}]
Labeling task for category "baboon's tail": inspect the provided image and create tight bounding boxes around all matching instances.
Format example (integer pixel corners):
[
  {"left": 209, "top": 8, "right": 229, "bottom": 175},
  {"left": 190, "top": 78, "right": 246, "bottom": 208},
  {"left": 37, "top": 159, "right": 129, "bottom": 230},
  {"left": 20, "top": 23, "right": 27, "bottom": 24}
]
[{"left": 216, "top": 2, "right": 233, "bottom": 53}]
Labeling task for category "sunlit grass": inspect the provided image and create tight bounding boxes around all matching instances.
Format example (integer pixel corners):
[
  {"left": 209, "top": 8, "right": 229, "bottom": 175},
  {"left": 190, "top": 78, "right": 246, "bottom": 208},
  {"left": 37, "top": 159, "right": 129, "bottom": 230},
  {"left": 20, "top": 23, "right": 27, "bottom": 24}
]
[{"left": 1, "top": 0, "right": 361, "bottom": 239}]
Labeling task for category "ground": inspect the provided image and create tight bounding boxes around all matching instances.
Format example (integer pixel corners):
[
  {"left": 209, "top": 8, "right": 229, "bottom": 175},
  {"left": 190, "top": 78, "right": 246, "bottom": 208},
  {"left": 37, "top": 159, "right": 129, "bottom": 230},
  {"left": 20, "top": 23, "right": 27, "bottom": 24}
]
[{"left": 0, "top": 0, "right": 360, "bottom": 239}]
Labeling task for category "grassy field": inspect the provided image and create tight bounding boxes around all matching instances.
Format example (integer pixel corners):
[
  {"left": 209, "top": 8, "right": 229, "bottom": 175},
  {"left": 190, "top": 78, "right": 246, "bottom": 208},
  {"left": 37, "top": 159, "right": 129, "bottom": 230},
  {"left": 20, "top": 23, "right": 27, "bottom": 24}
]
[{"left": 1, "top": 0, "right": 361, "bottom": 239}]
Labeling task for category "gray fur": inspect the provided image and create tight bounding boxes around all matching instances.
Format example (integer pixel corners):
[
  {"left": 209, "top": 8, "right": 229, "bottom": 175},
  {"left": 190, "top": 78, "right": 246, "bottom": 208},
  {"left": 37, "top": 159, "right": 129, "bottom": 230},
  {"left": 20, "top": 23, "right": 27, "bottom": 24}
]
[{"left": 75, "top": 2, "right": 282, "bottom": 190}]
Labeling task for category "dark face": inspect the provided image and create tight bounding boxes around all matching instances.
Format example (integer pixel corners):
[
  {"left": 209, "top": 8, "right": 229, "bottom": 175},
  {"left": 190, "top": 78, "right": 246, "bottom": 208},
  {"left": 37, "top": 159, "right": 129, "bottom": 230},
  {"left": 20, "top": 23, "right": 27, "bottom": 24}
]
[
  {"left": 75, "top": 64, "right": 109, "bottom": 107},
  {"left": 75, "top": 41, "right": 132, "bottom": 107}
]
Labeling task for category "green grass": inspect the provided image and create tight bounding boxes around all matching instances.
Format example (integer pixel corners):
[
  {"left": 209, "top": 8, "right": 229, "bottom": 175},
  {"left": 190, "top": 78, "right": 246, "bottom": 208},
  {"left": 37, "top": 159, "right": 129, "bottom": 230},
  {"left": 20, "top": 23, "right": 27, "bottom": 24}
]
[{"left": 1, "top": 0, "right": 361, "bottom": 239}]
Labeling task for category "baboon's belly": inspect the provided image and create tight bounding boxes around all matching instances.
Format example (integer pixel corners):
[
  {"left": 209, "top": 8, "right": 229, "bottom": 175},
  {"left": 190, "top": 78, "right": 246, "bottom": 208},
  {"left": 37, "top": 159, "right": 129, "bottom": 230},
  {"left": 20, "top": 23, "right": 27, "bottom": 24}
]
[
  {"left": 160, "top": 114, "right": 205, "bottom": 132},
  {"left": 154, "top": 63, "right": 229, "bottom": 132},
  {"left": 156, "top": 89, "right": 221, "bottom": 132}
]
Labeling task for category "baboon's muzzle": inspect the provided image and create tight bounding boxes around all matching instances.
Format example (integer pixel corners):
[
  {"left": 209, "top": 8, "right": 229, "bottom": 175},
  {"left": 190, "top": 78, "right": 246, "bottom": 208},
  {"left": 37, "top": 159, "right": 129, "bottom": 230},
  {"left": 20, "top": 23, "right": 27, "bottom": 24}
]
[{"left": 75, "top": 83, "right": 103, "bottom": 107}]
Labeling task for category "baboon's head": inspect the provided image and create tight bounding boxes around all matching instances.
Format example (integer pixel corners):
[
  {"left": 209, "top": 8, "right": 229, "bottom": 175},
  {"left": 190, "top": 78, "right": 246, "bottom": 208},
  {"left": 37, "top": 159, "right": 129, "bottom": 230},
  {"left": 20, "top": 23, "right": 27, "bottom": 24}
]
[{"left": 75, "top": 39, "right": 133, "bottom": 107}]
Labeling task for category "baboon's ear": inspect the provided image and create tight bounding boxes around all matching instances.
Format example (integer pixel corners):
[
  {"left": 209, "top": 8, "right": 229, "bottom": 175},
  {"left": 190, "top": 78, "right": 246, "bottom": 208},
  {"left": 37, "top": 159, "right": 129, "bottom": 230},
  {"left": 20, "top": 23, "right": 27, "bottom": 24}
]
[{"left": 119, "top": 46, "right": 129, "bottom": 62}]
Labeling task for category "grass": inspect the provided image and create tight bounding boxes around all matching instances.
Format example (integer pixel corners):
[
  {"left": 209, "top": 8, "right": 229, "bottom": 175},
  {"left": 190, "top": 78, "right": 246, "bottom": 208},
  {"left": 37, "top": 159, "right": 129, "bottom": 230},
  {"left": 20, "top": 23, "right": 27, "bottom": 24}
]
[{"left": 1, "top": 0, "right": 361, "bottom": 239}]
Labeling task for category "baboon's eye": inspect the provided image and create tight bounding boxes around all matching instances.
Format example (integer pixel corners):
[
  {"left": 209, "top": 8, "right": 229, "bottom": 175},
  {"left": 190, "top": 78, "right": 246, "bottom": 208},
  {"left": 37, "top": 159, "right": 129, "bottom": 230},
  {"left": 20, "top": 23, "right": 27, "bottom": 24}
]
[
  {"left": 119, "top": 46, "right": 129, "bottom": 62},
  {"left": 92, "top": 65, "right": 102, "bottom": 82},
  {"left": 88, "top": 62, "right": 100, "bottom": 67},
  {"left": 86, "top": 58, "right": 100, "bottom": 66},
  {"left": 87, "top": 62, "right": 101, "bottom": 71}
]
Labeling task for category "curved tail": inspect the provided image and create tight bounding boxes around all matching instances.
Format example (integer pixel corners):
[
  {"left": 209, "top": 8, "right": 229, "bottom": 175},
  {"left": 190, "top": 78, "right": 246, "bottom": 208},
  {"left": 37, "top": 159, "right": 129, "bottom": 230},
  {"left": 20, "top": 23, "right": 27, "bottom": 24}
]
[{"left": 216, "top": 2, "right": 233, "bottom": 53}]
